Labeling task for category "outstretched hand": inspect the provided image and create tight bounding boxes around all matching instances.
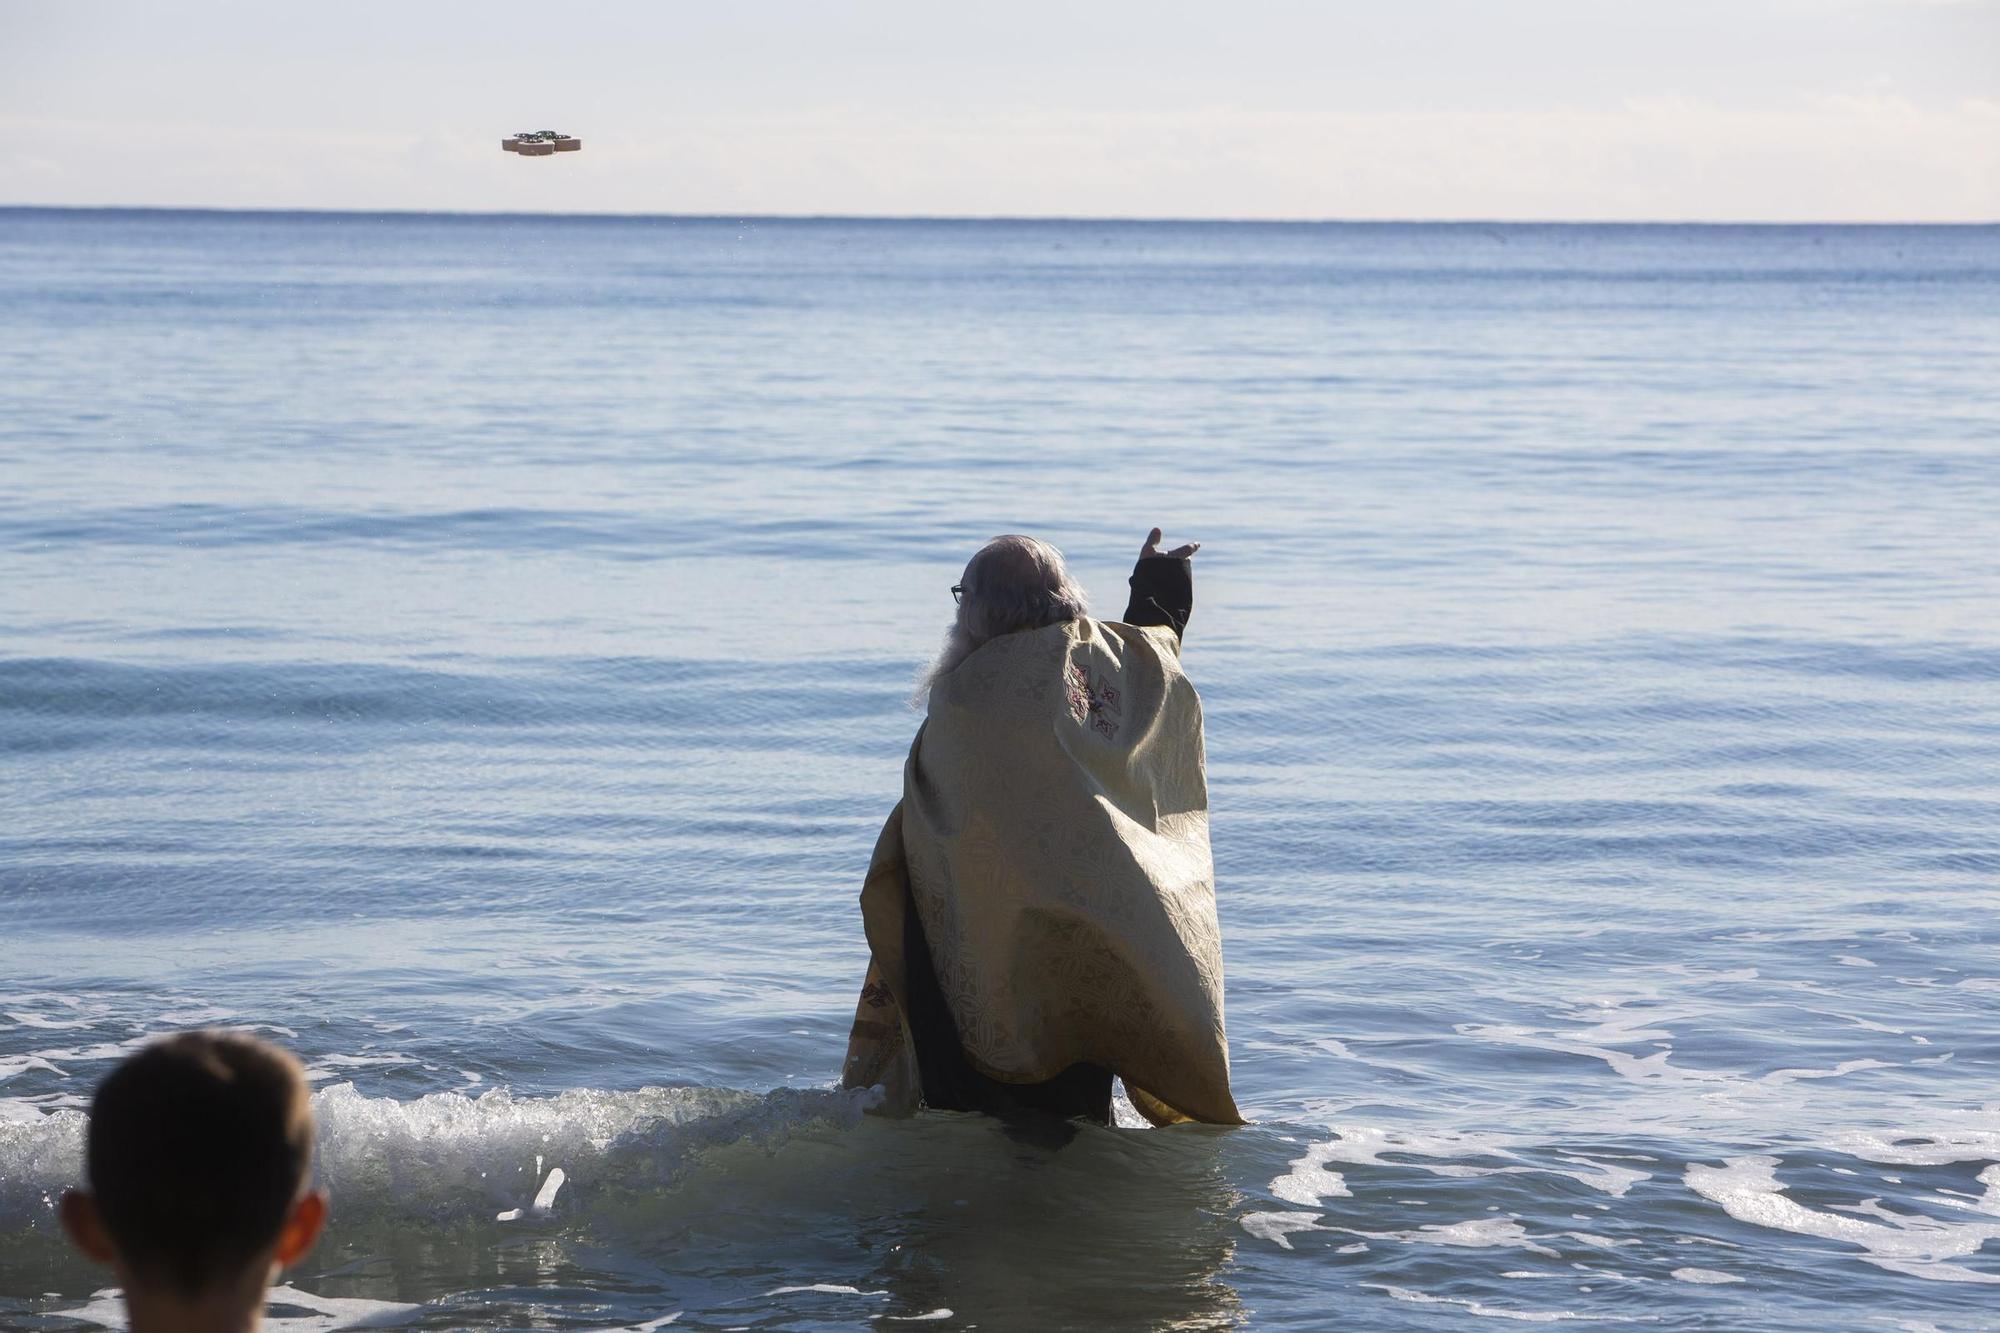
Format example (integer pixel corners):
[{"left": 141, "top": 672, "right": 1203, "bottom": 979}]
[{"left": 1140, "top": 527, "right": 1201, "bottom": 561}]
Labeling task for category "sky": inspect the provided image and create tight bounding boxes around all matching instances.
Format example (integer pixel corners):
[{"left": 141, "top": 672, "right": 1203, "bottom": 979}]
[{"left": 2, "top": 0, "right": 1996, "bottom": 221}]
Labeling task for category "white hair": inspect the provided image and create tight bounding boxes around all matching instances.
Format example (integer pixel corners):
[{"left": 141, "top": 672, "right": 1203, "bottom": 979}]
[{"left": 914, "top": 534, "right": 1090, "bottom": 706}]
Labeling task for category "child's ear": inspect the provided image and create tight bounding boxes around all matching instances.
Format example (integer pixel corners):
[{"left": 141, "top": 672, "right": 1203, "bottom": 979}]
[
  {"left": 273, "top": 1190, "right": 328, "bottom": 1268},
  {"left": 58, "top": 1191, "right": 117, "bottom": 1265}
]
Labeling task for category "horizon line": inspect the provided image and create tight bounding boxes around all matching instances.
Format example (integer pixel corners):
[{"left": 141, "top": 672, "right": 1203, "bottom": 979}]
[{"left": 1, "top": 203, "right": 1994, "bottom": 228}]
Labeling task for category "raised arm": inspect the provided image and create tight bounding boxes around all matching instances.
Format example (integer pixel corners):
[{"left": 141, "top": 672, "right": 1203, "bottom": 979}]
[{"left": 1122, "top": 527, "right": 1199, "bottom": 641}]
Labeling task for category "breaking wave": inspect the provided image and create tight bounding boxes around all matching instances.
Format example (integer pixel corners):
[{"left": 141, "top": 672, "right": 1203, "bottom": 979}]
[{"left": 0, "top": 1081, "right": 882, "bottom": 1232}]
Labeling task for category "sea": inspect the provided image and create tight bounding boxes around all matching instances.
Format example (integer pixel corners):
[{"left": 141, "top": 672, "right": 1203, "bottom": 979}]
[{"left": 0, "top": 209, "right": 1997, "bottom": 1331}]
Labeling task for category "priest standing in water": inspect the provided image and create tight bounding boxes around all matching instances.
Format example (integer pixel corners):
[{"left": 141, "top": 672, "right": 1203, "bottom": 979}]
[{"left": 841, "top": 528, "right": 1243, "bottom": 1127}]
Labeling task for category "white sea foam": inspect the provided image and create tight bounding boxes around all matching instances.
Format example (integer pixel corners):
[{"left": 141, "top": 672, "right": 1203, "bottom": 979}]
[
  {"left": 1559, "top": 1231, "right": 1637, "bottom": 1250},
  {"left": 1328, "top": 1216, "right": 1563, "bottom": 1258},
  {"left": 0, "top": 1039, "right": 153, "bottom": 1083},
  {"left": 1363, "top": 1284, "right": 1652, "bottom": 1323},
  {"left": 1311, "top": 1124, "right": 1512, "bottom": 1171},
  {"left": 50, "top": 1283, "right": 416, "bottom": 1330},
  {"left": 1239, "top": 1210, "right": 1324, "bottom": 1250},
  {"left": 0, "top": 1055, "right": 73, "bottom": 1084},
  {"left": 1249, "top": 1128, "right": 1610, "bottom": 1251},
  {"left": 1685, "top": 1157, "right": 2000, "bottom": 1284},
  {"left": 155, "top": 1006, "right": 237, "bottom": 1026},
  {"left": 4, "top": 1011, "right": 102, "bottom": 1031},
  {"left": 1669, "top": 1267, "right": 1743, "bottom": 1284},
  {"left": 1268, "top": 1140, "right": 1351, "bottom": 1206},
  {"left": 1414, "top": 1219, "right": 1561, "bottom": 1257},
  {"left": 1458, "top": 997, "right": 1899, "bottom": 1117},
  {"left": 1552, "top": 1156, "right": 1651, "bottom": 1197},
  {"left": 301, "top": 1053, "right": 422, "bottom": 1083},
  {"left": 1298, "top": 1125, "right": 1649, "bottom": 1196},
  {"left": 1830, "top": 1115, "right": 2000, "bottom": 1166}
]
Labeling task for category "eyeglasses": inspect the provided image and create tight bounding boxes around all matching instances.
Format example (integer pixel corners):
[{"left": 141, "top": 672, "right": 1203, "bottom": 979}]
[{"left": 950, "top": 584, "right": 964, "bottom": 605}]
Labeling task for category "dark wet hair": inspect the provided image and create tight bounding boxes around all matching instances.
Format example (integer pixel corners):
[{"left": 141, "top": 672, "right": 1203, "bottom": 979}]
[{"left": 86, "top": 1030, "right": 314, "bottom": 1297}]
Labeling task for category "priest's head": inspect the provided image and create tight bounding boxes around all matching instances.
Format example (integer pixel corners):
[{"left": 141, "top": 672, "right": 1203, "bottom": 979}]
[{"left": 919, "top": 534, "right": 1088, "bottom": 702}]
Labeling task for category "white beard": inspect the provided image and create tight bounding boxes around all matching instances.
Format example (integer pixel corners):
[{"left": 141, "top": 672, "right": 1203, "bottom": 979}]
[{"left": 913, "top": 620, "right": 980, "bottom": 708}]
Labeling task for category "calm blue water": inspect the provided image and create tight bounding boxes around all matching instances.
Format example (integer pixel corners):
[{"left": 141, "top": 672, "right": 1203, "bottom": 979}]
[{"left": 1, "top": 209, "right": 1998, "bottom": 1330}]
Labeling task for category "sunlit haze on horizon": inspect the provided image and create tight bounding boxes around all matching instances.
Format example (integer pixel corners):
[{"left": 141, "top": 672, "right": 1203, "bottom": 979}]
[{"left": 2, "top": 1, "right": 1997, "bottom": 221}]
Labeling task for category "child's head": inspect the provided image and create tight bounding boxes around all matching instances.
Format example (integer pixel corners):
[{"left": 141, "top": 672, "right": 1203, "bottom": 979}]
[{"left": 61, "top": 1031, "right": 325, "bottom": 1304}]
